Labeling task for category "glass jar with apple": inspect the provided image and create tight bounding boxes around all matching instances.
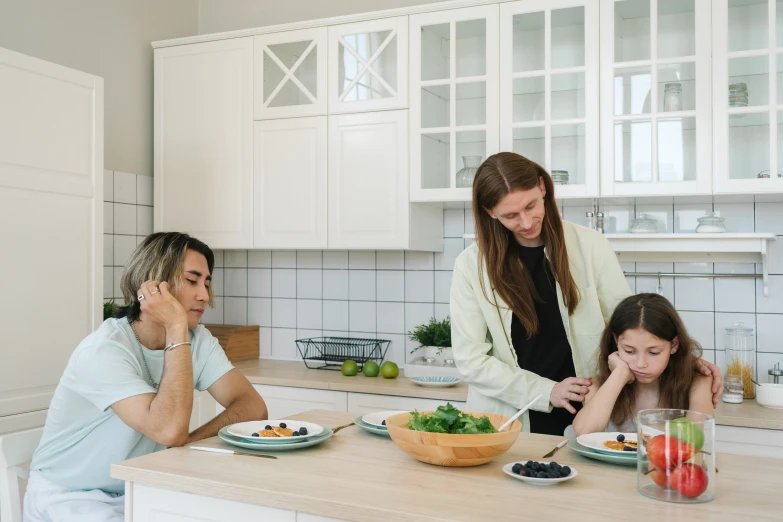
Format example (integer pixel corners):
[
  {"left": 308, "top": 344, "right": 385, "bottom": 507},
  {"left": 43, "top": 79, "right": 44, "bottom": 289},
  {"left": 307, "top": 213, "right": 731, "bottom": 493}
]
[{"left": 637, "top": 409, "right": 715, "bottom": 503}]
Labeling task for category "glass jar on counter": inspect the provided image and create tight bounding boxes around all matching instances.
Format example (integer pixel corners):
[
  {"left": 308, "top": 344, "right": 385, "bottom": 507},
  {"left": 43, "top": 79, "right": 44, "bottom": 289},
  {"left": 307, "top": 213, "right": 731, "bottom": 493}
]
[
  {"left": 629, "top": 214, "right": 658, "bottom": 233},
  {"left": 595, "top": 212, "right": 605, "bottom": 234},
  {"left": 724, "top": 322, "right": 756, "bottom": 399},
  {"left": 585, "top": 211, "right": 596, "bottom": 231},
  {"left": 722, "top": 374, "right": 744, "bottom": 404},
  {"left": 443, "top": 358, "right": 456, "bottom": 368}
]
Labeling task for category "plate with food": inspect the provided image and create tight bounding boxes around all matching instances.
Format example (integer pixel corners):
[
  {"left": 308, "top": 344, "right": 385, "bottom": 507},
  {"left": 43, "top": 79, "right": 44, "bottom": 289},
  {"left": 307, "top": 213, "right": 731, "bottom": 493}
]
[
  {"left": 355, "top": 416, "right": 391, "bottom": 437},
  {"left": 219, "top": 426, "right": 333, "bottom": 451},
  {"left": 361, "top": 410, "right": 407, "bottom": 428},
  {"left": 566, "top": 438, "right": 637, "bottom": 466},
  {"left": 503, "top": 460, "right": 578, "bottom": 486},
  {"left": 226, "top": 420, "right": 324, "bottom": 443},
  {"left": 576, "top": 432, "right": 639, "bottom": 455}
]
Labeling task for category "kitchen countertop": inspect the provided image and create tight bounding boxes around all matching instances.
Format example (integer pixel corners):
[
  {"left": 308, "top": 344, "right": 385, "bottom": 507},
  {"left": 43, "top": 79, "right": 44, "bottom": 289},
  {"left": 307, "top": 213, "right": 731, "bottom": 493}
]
[
  {"left": 235, "top": 360, "right": 783, "bottom": 431},
  {"left": 112, "top": 409, "right": 782, "bottom": 521}
]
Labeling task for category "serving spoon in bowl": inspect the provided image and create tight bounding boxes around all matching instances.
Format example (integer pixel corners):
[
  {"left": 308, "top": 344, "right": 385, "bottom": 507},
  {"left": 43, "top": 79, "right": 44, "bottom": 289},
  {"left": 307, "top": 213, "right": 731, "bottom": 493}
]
[{"left": 498, "top": 394, "right": 542, "bottom": 432}]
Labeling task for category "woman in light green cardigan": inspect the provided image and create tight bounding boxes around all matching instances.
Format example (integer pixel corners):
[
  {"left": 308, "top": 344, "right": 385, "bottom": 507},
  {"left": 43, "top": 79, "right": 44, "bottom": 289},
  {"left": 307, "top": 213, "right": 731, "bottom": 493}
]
[{"left": 450, "top": 153, "right": 722, "bottom": 434}]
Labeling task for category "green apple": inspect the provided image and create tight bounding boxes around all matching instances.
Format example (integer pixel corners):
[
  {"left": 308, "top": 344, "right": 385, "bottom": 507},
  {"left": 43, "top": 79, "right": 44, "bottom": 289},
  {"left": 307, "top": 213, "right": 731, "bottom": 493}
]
[
  {"left": 362, "top": 361, "right": 380, "bottom": 377},
  {"left": 380, "top": 361, "right": 399, "bottom": 379},
  {"left": 669, "top": 417, "right": 705, "bottom": 451},
  {"left": 341, "top": 360, "right": 359, "bottom": 376}
]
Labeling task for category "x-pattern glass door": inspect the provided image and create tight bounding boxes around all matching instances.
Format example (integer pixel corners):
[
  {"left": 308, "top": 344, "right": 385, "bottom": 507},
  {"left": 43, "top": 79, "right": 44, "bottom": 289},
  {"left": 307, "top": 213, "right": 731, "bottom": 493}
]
[
  {"left": 254, "top": 28, "right": 327, "bottom": 119},
  {"left": 329, "top": 17, "right": 408, "bottom": 113}
]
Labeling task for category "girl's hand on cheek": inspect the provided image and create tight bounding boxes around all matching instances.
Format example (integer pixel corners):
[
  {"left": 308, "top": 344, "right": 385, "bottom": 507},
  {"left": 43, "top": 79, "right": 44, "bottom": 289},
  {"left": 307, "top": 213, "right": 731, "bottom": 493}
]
[{"left": 608, "top": 352, "right": 635, "bottom": 384}]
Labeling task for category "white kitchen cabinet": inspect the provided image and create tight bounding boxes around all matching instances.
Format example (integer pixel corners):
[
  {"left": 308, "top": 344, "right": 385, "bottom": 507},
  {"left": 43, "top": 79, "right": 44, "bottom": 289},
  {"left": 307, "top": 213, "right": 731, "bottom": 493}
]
[
  {"left": 409, "top": 4, "right": 500, "bottom": 202},
  {"left": 154, "top": 38, "right": 253, "bottom": 249},
  {"left": 251, "top": 385, "right": 348, "bottom": 419},
  {"left": 328, "top": 110, "right": 442, "bottom": 250},
  {"left": 254, "top": 117, "right": 327, "bottom": 249},
  {"left": 328, "top": 16, "right": 408, "bottom": 114},
  {"left": 716, "top": 425, "right": 783, "bottom": 459},
  {"left": 254, "top": 28, "right": 328, "bottom": 119},
  {"left": 599, "top": 0, "right": 713, "bottom": 197},
  {"left": 0, "top": 47, "right": 102, "bottom": 433},
  {"left": 712, "top": 0, "right": 783, "bottom": 194},
  {"left": 346, "top": 392, "right": 466, "bottom": 414},
  {"left": 500, "top": 0, "right": 600, "bottom": 199}
]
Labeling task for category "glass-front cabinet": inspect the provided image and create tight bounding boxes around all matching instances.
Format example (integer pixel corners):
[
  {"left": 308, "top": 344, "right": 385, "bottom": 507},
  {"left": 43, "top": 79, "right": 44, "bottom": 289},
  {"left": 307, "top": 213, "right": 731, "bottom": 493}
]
[
  {"left": 409, "top": 5, "right": 499, "bottom": 202},
  {"left": 600, "top": 0, "right": 712, "bottom": 196},
  {"left": 500, "top": 0, "right": 600, "bottom": 199},
  {"left": 328, "top": 17, "right": 408, "bottom": 114},
  {"left": 254, "top": 28, "right": 327, "bottom": 119},
  {"left": 713, "top": 0, "right": 783, "bottom": 193}
]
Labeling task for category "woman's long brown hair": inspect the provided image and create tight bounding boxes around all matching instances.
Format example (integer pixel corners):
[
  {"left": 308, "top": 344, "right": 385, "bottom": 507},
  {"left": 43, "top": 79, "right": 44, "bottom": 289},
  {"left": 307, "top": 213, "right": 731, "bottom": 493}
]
[
  {"left": 473, "top": 152, "right": 579, "bottom": 336},
  {"left": 596, "top": 293, "right": 703, "bottom": 427}
]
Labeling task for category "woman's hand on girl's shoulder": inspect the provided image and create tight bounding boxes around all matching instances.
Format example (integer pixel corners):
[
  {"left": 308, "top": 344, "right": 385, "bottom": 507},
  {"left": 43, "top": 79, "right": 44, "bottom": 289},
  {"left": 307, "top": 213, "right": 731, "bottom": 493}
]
[{"left": 608, "top": 352, "right": 635, "bottom": 384}]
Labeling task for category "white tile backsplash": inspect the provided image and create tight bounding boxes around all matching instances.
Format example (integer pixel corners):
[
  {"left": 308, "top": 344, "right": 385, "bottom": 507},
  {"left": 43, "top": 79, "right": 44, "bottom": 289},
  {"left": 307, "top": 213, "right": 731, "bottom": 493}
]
[{"left": 101, "top": 181, "right": 783, "bottom": 368}]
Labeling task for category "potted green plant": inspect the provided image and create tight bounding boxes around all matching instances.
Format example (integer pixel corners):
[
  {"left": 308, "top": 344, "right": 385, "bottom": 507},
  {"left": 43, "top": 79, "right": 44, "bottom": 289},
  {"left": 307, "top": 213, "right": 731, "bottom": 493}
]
[
  {"left": 103, "top": 299, "right": 118, "bottom": 321},
  {"left": 408, "top": 316, "right": 452, "bottom": 360}
]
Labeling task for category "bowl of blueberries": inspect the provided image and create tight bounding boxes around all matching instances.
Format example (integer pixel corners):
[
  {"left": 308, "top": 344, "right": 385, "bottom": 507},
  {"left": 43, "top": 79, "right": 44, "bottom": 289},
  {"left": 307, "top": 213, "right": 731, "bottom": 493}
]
[{"left": 502, "top": 460, "right": 577, "bottom": 486}]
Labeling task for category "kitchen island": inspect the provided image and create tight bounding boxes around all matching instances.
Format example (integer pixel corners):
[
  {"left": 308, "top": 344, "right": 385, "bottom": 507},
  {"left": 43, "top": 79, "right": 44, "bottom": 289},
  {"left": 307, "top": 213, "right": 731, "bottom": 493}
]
[{"left": 112, "top": 410, "right": 782, "bottom": 522}]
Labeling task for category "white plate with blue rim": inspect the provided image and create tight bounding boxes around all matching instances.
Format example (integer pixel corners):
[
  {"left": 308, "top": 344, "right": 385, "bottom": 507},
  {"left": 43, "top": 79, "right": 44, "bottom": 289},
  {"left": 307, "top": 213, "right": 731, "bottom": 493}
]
[{"left": 410, "top": 376, "right": 461, "bottom": 388}]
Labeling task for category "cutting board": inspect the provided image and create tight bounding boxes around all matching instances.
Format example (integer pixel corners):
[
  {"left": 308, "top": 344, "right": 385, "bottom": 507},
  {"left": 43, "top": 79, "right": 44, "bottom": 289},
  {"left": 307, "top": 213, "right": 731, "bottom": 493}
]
[{"left": 203, "top": 324, "right": 259, "bottom": 362}]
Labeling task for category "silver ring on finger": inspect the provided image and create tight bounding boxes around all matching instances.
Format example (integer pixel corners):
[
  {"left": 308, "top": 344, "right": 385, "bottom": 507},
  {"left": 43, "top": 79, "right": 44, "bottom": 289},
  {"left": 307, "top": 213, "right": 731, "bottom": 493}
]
[{"left": 137, "top": 294, "right": 145, "bottom": 301}]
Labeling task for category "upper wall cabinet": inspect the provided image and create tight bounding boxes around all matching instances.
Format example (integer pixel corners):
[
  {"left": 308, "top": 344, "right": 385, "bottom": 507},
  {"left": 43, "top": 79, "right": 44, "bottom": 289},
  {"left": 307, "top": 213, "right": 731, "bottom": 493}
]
[
  {"left": 254, "top": 28, "right": 328, "bottom": 119},
  {"left": 154, "top": 37, "right": 254, "bottom": 249},
  {"left": 500, "top": 0, "right": 600, "bottom": 199},
  {"left": 599, "top": 0, "right": 712, "bottom": 197},
  {"left": 328, "top": 17, "right": 409, "bottom": 114},
  {"left": 713, "top": 0, "right": 783, "bottom": 193},
  {"left": 410, "top": 4, "right": 499, "bottom": 202}
]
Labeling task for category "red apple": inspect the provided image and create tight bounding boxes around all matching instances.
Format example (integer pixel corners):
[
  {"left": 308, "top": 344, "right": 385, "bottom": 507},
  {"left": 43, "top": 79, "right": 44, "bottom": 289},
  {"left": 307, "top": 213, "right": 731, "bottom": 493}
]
[
  {"left": 647, "top": 434, "right": 695, "bottom": 470},
  {"left": 648, "top": 463, "right": 671, "bottom": 489},
  {"left": 670, "top": 463, "right": 709, "bottom": 498}
]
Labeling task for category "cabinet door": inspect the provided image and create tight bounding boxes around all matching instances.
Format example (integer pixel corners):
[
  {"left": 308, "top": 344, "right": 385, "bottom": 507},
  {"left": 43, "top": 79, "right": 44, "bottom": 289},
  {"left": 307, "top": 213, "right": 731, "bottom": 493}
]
[
  {"left": 254, "top": 28, "right": 327, "bottom": 120},
  {"left": 328, "top": 110, "right": 409, "bottom": 249},
  {"left": 251, "top": 385, "right": 348, "bottom": 419},
  {"left": 154, "top": 38, "right": 253, "bottom": 249},
  {"left": 600, "top": 0, "right": 712, "bottom": 197},
  {"left": 328, "top": 16, "right": 408, "bottom": 114},
  {"left": 0, "top": 47, "right": 102, "bottom": 423},
  {"left": 500, "top": 0, "right": 600, "bottom": 199},
  {"left": 253, "top": 117, "right": 327, "bottom": 249},
  {"left": 713, "top": 0, "right": 783, "bottom": 193},
  {"left": 347, "top": 392, "right": 466, "bottom": 414},
  {"left": 410, "top": 5, "right": 500, "bottom": 202}
]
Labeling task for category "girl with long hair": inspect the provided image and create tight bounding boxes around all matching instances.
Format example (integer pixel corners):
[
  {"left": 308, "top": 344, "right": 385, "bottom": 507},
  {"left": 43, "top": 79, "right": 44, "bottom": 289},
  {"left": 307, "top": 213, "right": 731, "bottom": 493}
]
[
  {"left": 573, "top": 293, "right": 713, "bottom": 435},
  {"left": 450, "top": 152, "right": 721, "bottom": 435}
]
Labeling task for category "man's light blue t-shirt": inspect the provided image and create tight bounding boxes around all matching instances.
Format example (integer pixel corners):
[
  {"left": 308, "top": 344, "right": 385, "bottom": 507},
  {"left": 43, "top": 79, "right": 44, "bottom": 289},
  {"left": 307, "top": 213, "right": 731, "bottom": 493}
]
[{"left": 30, "top": 318, "right": 234, "bottom": 494}]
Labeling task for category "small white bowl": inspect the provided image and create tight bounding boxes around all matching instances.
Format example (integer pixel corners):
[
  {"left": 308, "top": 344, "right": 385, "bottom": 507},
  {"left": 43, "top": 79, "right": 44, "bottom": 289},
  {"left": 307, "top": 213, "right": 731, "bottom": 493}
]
[
  {"left": 502, "top": 461, "right": 578, "bottom": 486},
  {"left": 756, "top": 383, "right": 783, "bottom": 409}
]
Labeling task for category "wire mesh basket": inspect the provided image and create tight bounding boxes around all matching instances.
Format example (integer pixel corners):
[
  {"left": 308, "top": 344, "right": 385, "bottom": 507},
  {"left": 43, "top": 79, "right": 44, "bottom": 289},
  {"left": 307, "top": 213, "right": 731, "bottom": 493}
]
[{"left": 295, "top": 336, "right": 391, "bottom": 370}]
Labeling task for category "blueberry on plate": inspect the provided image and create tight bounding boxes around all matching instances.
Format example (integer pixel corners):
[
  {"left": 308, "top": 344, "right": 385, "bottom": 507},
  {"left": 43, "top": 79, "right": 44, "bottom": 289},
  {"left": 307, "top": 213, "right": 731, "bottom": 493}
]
[
  {"left": 537, "top": 471, "right": 547, "bottom": 479},
  {"left": 279, "top": 422, "right": 287, "bottom": 429},
  {"left": 617, "top": 434, "right": 625, "bottom": 442},
  {"left": 265, "top": 425, "right": 272, "bottom": 430},
  {"left": 561, "top": 466, "right": 571, "bottom": 476},
  {"left": 299, "top": 427, "right": 308, "bottom": 435},
  {"left": 512, "top": 463, "right": 523, "bottom": 474},
  {"left": 623, "top": 446, "right": 635, "bottom": 452},
  {"left": 381, "top": 420, "right": 386, "bottom": 426},
  {"left": 292, "top": 432, "right": 300, "bottom": 436},
  {"left": 251, "top": 433, "right": 259, "bottom": 437}
]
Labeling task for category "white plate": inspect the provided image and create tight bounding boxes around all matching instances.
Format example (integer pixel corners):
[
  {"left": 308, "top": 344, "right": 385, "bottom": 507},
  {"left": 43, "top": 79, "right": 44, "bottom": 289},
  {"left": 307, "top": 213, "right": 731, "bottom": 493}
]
[
  {"left": 576, "top": 432, "right": 638, "bottom": 455},
  {"left": 410, "top": 376, "right": 461, "bottom": 388},
  {"left": 502, "top": 461, "right": 578, "bottom": 486},
  {"left": 226, "top": 420, "right": 324, "bottom": 441},
  {"left": 361, "top": 411, "right": 407, "bottom": 428}
]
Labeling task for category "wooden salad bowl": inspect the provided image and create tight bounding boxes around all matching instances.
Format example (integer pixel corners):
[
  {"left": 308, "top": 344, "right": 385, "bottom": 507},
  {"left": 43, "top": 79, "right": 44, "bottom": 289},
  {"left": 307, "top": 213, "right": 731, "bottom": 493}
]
[{"left": 385, "top": 411, "right": 522, "bottom": 467}]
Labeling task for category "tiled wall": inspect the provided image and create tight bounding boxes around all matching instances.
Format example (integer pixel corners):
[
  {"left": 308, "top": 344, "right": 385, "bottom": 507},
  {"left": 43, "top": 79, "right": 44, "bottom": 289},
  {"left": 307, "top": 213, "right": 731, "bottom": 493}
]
[
  {"left": 102, "top": 185, "right": 783, "bottom": 381},
  {"left": 102, "top": 170, "right": 154, "bottom": 303}
]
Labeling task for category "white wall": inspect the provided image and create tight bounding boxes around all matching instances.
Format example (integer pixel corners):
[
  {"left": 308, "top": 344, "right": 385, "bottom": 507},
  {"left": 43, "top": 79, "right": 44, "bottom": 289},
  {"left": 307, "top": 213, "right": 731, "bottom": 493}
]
[
  {"left": 198, "top": 0, "right": 447, "bottom": 34},
  {"left": 0, "top": 0, "right": 199, "bottom": 178}
]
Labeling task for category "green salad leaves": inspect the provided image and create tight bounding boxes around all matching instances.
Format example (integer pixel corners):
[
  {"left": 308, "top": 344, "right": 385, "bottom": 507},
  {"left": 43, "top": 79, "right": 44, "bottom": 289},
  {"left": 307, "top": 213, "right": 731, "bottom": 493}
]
[{"left": 405, "top": 403, "right": 498, "bottom": 434}]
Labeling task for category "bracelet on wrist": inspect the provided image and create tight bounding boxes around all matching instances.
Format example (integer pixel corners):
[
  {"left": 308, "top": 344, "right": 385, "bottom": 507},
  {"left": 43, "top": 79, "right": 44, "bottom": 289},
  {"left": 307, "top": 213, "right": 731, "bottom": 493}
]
[{"left": 164, "top": 341, "right": 191, "bottom": 353}]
